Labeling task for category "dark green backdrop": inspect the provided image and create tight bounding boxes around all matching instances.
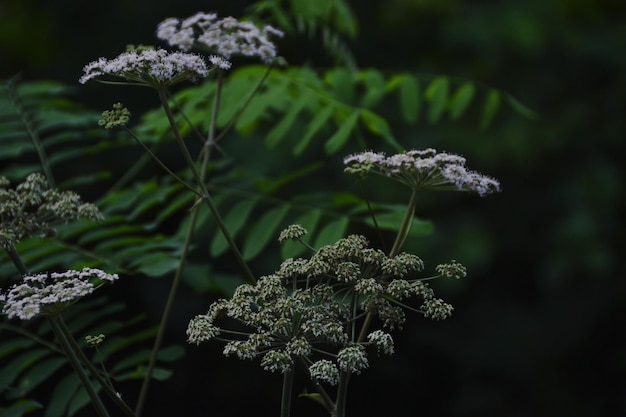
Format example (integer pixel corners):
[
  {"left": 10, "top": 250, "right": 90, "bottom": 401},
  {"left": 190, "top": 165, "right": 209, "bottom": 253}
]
[{"left": 1, "top": 0, "right": 624, "bottom": 416}]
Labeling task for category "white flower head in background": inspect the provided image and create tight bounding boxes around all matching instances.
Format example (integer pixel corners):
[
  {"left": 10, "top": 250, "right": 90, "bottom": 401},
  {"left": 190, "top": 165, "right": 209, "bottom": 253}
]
[
  {"left": 156, "top": 11, "right": 284, "bottom": 65},
  {"left": 0, "top": 268, "right": 119, "bottom": 320},
  {"left": 80, "top": 47, "right": 209, "bottom": 88},
  {"left": 344, "top": 148, "right": 501, "bottom": 196}
]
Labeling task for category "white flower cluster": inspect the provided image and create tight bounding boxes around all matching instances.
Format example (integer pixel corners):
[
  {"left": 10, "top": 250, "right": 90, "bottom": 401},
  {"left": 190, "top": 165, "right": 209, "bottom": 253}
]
[
  {"left": 366, "top": 330, "right": 395, "bottom": 355},
  {"left": 308, "top": 359, "right": 339, "bottom": 385},
  {"left": 156, "top": 11, "right": 284, "bottom": 65},
  {"left": 0, "top": 268, "right": 119, "bottom": 320},
  {"left": 278, "top": 224, "right": 308, "bottom": 243},
  {"left": 337, "top": 345, "right": 369, "bottom": 374},
  {"left": 80, "top": 48, "right": 209, "bottom": 87},
  {"left": 0, "top": 173, "right": 103, "bottom": 249},
  {"left": 344, "top": 148, "right": 501, "bottom": 196},
  {"left": 436, "top": 260, "right": 467, "bottom": 279}
]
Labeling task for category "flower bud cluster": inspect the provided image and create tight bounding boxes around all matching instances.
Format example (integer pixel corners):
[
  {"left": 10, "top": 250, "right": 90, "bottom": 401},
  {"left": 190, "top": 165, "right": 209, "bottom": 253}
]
[
  {"left": 99, "top": 103, "right": 131, "bottom": 129},
  {"left": 0, "top": 173, "right": 103, "bottom": 249},
  {"left": 344, "top": 148, "right": 501, "bottom": 196},
  {"left": 187, "top": 225, "right": 461, "bottom": 384}
]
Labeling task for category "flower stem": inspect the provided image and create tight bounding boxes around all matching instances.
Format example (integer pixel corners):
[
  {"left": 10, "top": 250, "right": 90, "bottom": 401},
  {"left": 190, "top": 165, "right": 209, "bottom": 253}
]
[
  {"left": 157, "top": 87, "right": 254, "bottom": 284},
  {"left": 48, "top": 316, "right": 111, "bottom": 417},
  {"left": 5, "top": 245, "right": 28, "bottom": 275},
  {"left": 134, "top": 191, "right": 200, "bottom": 417},
  {"left": 389, "top": 188, "right": 418, "bottom": 257},
  {"left": 333, "top": 371, "right": 350, "bottom": 417},
  {"left": 281, "top": 368, "right": 295, "bottom": 417},
  {"left": 57, "top": 318, "right": 137, "bottom": 417}
]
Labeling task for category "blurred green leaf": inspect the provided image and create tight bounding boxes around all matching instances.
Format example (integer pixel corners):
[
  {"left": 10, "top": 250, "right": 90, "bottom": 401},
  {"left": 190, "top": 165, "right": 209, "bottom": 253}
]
[{"left": 424, "top": 76, "right": 449, "bottom": 123}]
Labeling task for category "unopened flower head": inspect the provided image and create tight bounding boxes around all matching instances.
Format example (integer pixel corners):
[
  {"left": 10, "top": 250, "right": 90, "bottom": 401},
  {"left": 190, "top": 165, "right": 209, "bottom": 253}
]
[
  {"left": 85, "top": 334, "right": 106, "bottom": 347},
  {"left": 436, "top": 260, "right": 467, "bottom": 279},
  {"left": 344, "top": 148, "right": 500, "bottom": 196},
  {"left": 99, "top": 103, "right": 131, "bottom": 129},
  {"left": 80, "top": 48, "right": 209, "bottom": 88},
  {"left": 0, "top": 173, "right": 103, "bottom": 248},
  {"left": 278, "top": 224, "right": 307, "bottom": 244},
  {"left": 0, "top": 268, "right": 119, "bottom": 320},
  {"left": 156, "top": 11, "right": 284, "bottom": 65}
]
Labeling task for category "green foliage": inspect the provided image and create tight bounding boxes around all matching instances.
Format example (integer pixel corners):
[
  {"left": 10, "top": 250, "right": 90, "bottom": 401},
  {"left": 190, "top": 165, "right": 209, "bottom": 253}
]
[
  {"left": 0, "top": 298, "right": 180, "bottom": 417},
  {"left": 145, "top": 66, "right": 535, "bottom": 162},
  {"left": 251, "top": 0, "right": 358, "bottom": 68}
]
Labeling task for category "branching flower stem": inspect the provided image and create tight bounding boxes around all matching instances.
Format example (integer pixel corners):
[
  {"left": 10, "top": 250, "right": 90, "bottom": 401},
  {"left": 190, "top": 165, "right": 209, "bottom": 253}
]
[
  {"left": 156, "top": 87, "right": 255, "bottom": 284},
  {"left": 329, "top": 188, "right": 420, "bottom": 417},
  {"left": 123, "top": 127, "right": 200, "bottom": 196},
  {"left": 136, "top": 73, "right": 250, "bottom": 416}
]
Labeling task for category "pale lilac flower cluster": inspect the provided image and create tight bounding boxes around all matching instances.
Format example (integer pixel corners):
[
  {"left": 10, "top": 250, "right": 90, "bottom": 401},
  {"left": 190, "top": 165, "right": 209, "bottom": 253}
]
[
  {"left": 0, "top": 173, "right": 103, "bottom": 249},
  {"left": 344, "top": 148, "right": 501, "bottom": 196},
  {"left": 156, "top": 11, "right": 284, "bottom": 65},
  {"left": 0, "top": 268, "right": 119, "bottom": 320},
  {"left": 187, "top": 225, "right": 459, "bottom": 381},
  {"left": 79, "top": 48, "right": 209, "bottom": 87}
]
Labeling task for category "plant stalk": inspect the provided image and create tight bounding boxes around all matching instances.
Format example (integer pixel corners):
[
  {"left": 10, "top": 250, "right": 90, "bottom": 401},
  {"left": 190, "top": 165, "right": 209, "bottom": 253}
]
[
  {"left": 48, "top": 316, "right": 111, "bottom": 417},
  {"left": 157, "top": 87, "right": 254, "bottom": 284},
  {"left": 281, "top": 368, "right": 295, "bottom": 417}
]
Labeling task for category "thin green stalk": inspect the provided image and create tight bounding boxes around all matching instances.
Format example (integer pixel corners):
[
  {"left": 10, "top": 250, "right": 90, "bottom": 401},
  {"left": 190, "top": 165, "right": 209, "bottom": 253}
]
[
  {"left": 124, "top": 127, "right": 200, "bottom": 197},
  {"left": 389, "top": 188, "right": 419, "bottom": 257},
  {"left": 136, "top": 75, "right": 244, "bottom": 415},
  {"left": 6, "top": 245, "right": 28, "bottom": 275},
  {"left": 157, "top": 88, "right": 204, "bottom": 183},
  {"left": 156, "top": 87, "right": 254, "bottom": 284},
  {"left": 56, "top": 318, "right": 137, "bottom": 417},
  {"left": 359, "top": 179, "right": 388, "bottom": 254},
  {"left": 212, "top": 66, "right": 272, "bottom": 145},
  {"left": 134, "top": 202, "right": 199, "bottom": 417},
  {"left": 6, "top": 76, "right": 55, "bottom": 187},
  {"left": 48, "top": 316, "right": 111, "bottom": 417},
  {"left": 281, "top": 368, "right": 295, "bottom": 417},
  {"left": 356, "top": 188, "right": 419, "bottom": 345}
]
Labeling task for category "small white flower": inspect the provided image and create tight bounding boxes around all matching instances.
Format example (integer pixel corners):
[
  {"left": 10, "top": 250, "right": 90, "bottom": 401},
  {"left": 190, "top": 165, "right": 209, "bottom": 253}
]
[
  {"left": 260, "top": 350, "right": 293, "bottom": 373},
  {"left": 309, "top": 360, "right": 339, "bottom": 385},
  {"left": 208, "top": 55, "right": 232, "bottom": 70},
  {"left": 367, "top": 330, "right": 394, "bottom": 355},
  {"left": 337, "top": 345, "right": 369, "bottom": 374}
]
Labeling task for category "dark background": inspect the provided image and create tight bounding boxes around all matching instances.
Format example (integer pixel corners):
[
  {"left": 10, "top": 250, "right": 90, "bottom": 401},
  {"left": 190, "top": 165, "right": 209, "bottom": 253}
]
[{"left": 1, "top": 0, "right": 625, "bottom": 416}]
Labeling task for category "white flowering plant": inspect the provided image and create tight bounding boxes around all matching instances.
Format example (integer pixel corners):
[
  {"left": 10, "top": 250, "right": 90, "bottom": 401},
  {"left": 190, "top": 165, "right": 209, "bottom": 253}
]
[{"left": 0, "top": 4, "right": 515, "bottom": 417}]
